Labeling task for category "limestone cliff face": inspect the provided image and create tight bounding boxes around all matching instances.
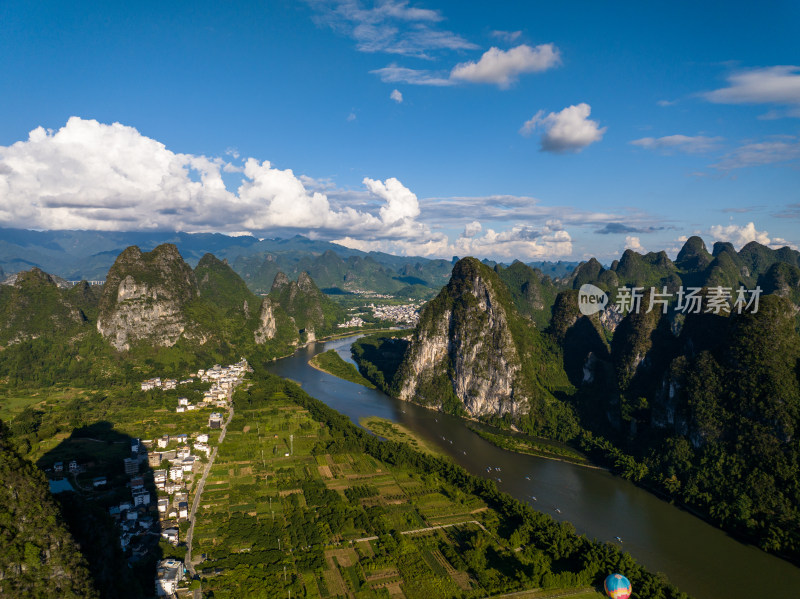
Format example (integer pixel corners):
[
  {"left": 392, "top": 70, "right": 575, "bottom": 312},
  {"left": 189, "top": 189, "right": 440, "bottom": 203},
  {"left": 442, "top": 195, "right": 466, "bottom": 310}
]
[
  {"left": 396, "top": 258, "right": 530, "bottom": 418},
  {"left": 97, "top": 244, "right": 199, "bottom": 351},
  {"left": 254, "top": 297, "right": 277, "bottom": 344}
]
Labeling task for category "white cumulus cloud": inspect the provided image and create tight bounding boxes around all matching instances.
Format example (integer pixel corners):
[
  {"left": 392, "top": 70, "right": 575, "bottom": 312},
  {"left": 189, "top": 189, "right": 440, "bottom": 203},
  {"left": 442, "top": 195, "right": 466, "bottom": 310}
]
[
  {"left": 520, "top": 103, "right": 606, "bottom": 153},
  {"left": 390, "top": 89, "right": 403, "bottom": 103},
  {"left": 363, "top": 176, "right": 420, "bottom": 224},
  {"left": 709, "top": 222, "right": 770, "bottom": 248},
  {"left": 453, "top": 222, "right": 572, "bottom": 260},
  {"left": 462, "top": 220, "right": 482, "bottom": 238},
  {"left": 0, "top": 116, "right": 580, "bottom": 262},
  {"left": 450, "top": 44, "right": 561, "bottom": 88},
  {"left": 624, "top": 236, "right": 645, "bottom": 253}
]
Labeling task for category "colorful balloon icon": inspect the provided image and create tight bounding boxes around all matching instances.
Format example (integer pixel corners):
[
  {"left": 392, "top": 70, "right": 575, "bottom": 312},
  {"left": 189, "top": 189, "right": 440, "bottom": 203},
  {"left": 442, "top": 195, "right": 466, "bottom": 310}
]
[{"left": 604, "top": 573, "right": 632, "bottom": 599}]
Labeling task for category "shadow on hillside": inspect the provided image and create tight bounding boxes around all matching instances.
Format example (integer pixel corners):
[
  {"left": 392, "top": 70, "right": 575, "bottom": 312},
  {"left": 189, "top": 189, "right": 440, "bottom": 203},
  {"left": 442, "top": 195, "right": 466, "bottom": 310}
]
[{"left": 39, "top": 421, "right": 174, "bottom": 598}]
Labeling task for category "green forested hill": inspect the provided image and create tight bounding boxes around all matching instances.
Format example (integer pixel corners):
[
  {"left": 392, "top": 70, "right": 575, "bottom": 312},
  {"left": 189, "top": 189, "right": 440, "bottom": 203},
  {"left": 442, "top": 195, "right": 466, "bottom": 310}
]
[
  {"left": 0, "top": 424, "right": 98, "bottom": 598},
  {"left": 0, "top": 245, "right": 344, "bottom": 391},
  {"left": 268, "top": 270, "right": 345, "bottom": 339}
]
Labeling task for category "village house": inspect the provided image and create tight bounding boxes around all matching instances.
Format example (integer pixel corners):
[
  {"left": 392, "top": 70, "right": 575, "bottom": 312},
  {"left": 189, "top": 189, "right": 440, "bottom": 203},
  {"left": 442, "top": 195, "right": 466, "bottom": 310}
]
[
  {"left": 148, "top": 452, "right": 162, "bottom": 468},
  {"left": 196, "top": 433, "right": 209, "bottom": 444},
  {"left": 178, "top": 501, "right": 188, "bottom": 520},
  {"left": 157, "top": 435, "right": 170, "bottom": 449},
  {"left": 92, "top": 476, "right": 107, "bottom": 488},
  {"left": 157, "top": 498, "right": 169, "bottom": 513},
  {"left": 133, "top": 490, "right": 150, "bottom": 507},
  {"left": 193, "top": 442, "right": 211, "bottom": 457},
  {"left": 69, "top": 460, "right": 79, "bottom": 473},
  {"left": 155, "top": 558, "right": 184, "bottom": 596},
  {"left": 123, "top": 457, "right": 139, "bottom": 476},
  {"left": 165, "top": 481, "right": 183, "bottom": 494},
  {"left": 169, "top": 465, "right": 183, "bottom": 481},
  {"left": 161, "top": 528, "right": 179, "bottom": 545},
  {"left": 53, "top": 461, "right": 63, "bottom": 473},
  {"left": 130, "top": 477, "right": 144, "bottom": 491}
]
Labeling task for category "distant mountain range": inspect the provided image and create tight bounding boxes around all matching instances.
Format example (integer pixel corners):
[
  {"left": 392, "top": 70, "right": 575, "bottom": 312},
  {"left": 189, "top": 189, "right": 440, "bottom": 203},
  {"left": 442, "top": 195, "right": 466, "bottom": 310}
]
[{"left": 0, "top": 228, "right": 579, "bottom": 297}]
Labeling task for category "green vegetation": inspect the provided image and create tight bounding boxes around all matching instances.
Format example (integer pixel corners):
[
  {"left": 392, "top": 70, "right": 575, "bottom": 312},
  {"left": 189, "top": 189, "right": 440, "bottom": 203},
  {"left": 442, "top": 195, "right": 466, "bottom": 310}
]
[
  {"left": 360, "top": 416, "right": 442, "bottom": 456},
  {"left": 569, "top": 293, "right": 800, "bottom": 559},
  {"left": 184, "top": 374, "right": 690, "bottom": 599},
  {"left": 495, "top": 260, "right": 561, "bottom": 330},
  {"left": 310, "top": 349, "right": 377, "bottom": 389},
  {"left": 467, "top": 424, "right": 594, "bottom": 467},
  {"left": 269, "top": 271, "right": 346, "bottom": 339},
  {"left": 180, "top": 375, "right": 685, "bottom": 598},
  {"left": 0, "top": 423, "right": 99, "bottom": 598},
  {"left": 352, "top": 331, "right": 411, "bottom": 394},
  {"left": 353, "top": 243, "right": 800, "bottom": 562}
]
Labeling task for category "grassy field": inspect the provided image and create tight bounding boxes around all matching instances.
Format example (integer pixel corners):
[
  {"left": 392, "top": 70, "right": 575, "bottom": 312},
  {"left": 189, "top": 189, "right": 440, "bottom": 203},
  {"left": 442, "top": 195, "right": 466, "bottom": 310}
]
[
  {"left": 309, "top": 349, "right": 377, "bottom": 389},
  {"left": 0, "top": 386, "right": 87, "bottom": 421},
  {"left": 360, "top": 415, "right": 444, "bottom": 458}
]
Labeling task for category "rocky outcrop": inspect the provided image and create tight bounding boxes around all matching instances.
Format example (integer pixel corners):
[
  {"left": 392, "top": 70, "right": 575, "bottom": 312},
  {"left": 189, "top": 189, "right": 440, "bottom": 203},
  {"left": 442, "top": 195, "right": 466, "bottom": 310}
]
[
  {"left": 97, "top": 245, "right": 199, "bottom": 351},
  {"left": 254, "top": 297, "right": 277, "bottom": 344},
  {"left": 396, "top": 258, "right": 535, "bottom": 418}
]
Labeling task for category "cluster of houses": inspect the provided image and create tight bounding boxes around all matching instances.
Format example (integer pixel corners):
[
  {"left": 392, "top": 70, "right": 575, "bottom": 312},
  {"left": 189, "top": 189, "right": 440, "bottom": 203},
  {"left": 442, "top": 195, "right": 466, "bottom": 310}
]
[
  {"left": 369, "top": 302, "right": 421, "bottom": 324},
  {"left": 43, "top": 359, "right": 249, "bottom": 596},
  {"left": 141, "top": 377, "right": 180, "bottom": 391},
  {"left": 337, "top": 316, "right": 366, "bottom": 328},
  {"left": 107, "top": 438, "right": 158, "bottom": 556}
]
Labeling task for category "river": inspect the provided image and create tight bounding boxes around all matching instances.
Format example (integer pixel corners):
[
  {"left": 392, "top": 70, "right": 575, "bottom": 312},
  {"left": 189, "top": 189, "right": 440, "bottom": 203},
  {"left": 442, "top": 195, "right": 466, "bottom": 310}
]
[{"left": 267, "top": 336, "right": 800, "bottom": 599}]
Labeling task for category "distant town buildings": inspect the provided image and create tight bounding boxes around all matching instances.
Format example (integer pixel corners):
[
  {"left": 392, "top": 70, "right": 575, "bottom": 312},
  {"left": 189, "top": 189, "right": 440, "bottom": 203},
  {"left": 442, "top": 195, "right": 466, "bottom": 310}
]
[{"left": 369, "top": 302, "right": 421, "bottom": 325}]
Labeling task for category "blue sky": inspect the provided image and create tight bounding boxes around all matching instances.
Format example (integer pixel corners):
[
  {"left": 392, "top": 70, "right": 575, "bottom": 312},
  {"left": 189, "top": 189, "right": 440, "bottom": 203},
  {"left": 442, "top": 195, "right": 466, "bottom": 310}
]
[{"left": 1, "top": 1, "right": 798, "bottom": 261}]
